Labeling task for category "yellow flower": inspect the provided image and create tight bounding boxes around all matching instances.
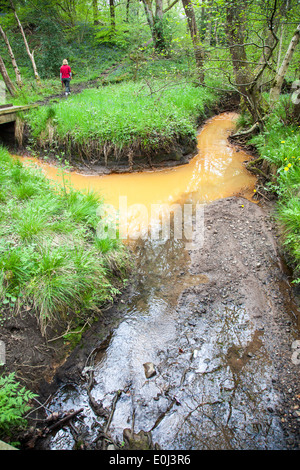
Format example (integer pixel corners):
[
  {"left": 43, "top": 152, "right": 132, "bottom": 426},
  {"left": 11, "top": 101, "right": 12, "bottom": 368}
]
[
  {"left": 241, "top": 205, "right": 244, "bottom": 207},
  {"left": 253, "top": 189, "right": 256, "bottom": 192},
  {"left": 281, "top": 141, "right": 285, "bottom": 143},
  {"left": 288, "top": 163, "right": 292, "bottom": 167},
  {"left": 284, "top": 167, "right": 289, "bottom": 171}
]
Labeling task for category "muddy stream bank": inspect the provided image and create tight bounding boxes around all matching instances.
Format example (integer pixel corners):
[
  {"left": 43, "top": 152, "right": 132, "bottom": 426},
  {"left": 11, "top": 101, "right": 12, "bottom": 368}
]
[{"left": 20, "top": 113, "right": 300, "bottom": 450}]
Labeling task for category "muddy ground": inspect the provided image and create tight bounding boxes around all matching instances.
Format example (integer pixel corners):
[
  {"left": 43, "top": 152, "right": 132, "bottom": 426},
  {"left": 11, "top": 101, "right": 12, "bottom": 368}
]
[
  {"left": 1, "top": 193, "right": 298, "bottom": 450},
  {"left": 38, "top": 196, "right": 300, "bottom": 450}
]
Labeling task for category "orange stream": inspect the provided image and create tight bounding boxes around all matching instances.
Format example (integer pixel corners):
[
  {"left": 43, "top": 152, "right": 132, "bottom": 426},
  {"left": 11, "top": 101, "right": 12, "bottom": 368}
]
[{"left": 18, "top": 112, "right": 256, "bottom": 237}]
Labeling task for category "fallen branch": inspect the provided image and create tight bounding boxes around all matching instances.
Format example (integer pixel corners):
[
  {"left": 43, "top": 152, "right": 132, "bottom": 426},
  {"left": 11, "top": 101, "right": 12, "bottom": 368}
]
[
  {"left": 104, "top": 390, "right": 122, "bottom": 435},
  {"left": 101, "top": 389, "right": 122, "bottom": 450},
  {"left": 43, "top": 408, "right": 84, "bottom": 436},
  {"left": 231, "top": 121, "right": 260, "bottom": 138},
  {"left": 256, "top": 189, "right": 271, "bottom": 201}
]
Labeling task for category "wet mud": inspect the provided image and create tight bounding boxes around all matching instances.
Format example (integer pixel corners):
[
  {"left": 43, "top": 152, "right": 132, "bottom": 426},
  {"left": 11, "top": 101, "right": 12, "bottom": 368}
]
[{"left": 36, "top": 196, "right": 300, "bottom": 450}]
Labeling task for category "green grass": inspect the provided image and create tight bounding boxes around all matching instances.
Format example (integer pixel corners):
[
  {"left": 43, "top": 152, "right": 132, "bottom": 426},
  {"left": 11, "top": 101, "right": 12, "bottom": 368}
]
[
  {"left": 249, "top": 102, "right": 300, "bottom": 282},
  {"left": 25, "top": 79, "right": 220, "bottom": 160},
  {"left": 0, "top": 146, "right": 129, "bottom": 335}
]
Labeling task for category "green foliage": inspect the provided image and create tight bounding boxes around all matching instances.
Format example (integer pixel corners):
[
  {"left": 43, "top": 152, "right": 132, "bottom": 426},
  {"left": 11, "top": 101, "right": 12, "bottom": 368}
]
[
  {"left": 0, "top": 372, "right": 37, "bottom": 440},
  {"left": 0, "top": 146, "right": 129, "bottom": 335},
  {"left": 35, "top": 19, "right": 67, "bottom": 79},
  {"left": 249, "top": 103, "right": 300, "bottom": 281}
]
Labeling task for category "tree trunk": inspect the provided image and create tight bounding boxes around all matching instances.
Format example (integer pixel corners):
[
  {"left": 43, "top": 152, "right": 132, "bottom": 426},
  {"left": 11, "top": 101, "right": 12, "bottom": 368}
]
[
  {"left": 9, "top": 0, "right": 41, "bottom": 83},
  {"left": 126, "top": 0, "right": 131, "bottom": 22},
  {"left": 225, "top": 2, "right": 249, "bottom": 86},
  {"left": 142, "top": 0, "right": 155, "bottom": 32},
  {"left": 293, "top": 100, "right": 300, "bottom": 124},
  {"left": 154, "top": 0, "right": 166, "bottom": 52},
  {"left": 276, "top": 23, "right": 284, "bottom": 72},
  {"left": 225, "top": 1, "right": 267, "bottom": 126},
  {"left": 141, "top": 0, "right": 166, "bottom": 52},
  {"left": 0, "top": 55, "right": 16, "bottom": 96},
  {"left": 109, "top": 0, "right": 116, "bottom": 31},
  {"left": 269, "top": 23, "right": 300, "bottom": 106},
  {"left": 0, "top": 25, "right": 23, "bottom": 87},
  {"left": 92, "top": 0, "right": 99, "bottom": 25},
  {"left": 181, "top": 0, "right": 205, "bottom": 84}
]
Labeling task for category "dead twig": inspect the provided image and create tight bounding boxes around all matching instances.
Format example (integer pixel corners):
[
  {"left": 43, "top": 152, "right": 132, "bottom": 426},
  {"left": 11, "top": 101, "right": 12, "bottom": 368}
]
[
  {"left": 43, "top": 408, "right": 84, "bottom": 436},
  {"left": 102, "top": 389, "right": 122, "bottom": 450}
]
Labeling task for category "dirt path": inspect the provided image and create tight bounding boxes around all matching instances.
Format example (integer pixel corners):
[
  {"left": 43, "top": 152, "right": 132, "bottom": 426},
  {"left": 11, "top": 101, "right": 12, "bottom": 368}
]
[{"left": 32, "top": 63, "right": 123, "bottom": 107}]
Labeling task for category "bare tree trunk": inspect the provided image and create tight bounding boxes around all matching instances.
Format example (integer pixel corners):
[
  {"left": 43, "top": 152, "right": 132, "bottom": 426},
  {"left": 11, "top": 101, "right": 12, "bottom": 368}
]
[
  {"left": 181, "top": 0, "right": 205, "bottom": 84},
  {"left": 214, "top": 19, "right": 218, "bottom": 46},
  {"left": 141, "top": 0, "right": 166, "bottom": 52},
  {"left": 9, "top": 0, "right": 41, "bottom": 83},
  {"left": 269, "top": 24, "right": 300, "bottom": 107},
  {"left": 154, "top": 0, "right": 166, "bottom": 51},
  {"left": 225, "top": 0, "right": 267, "bottom": 126},
  {"left": 142, "top": 0, "right": 155, "bottom": 32},
  {"left": 225, "top": 2, "right": 249, "bottom": 86},
  {"left": 0, "top": 25, "right": 23, "bottom": 87},
  {"left": 276, "top": 23, "right": 284, "bottom": 72},
  {"left": 0, "top": 55, "right": 16, "bottom": 96}
]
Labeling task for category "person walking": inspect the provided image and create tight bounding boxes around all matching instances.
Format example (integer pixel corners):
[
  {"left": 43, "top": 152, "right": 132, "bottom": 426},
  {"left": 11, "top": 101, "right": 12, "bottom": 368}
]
[{"left": 60, "top": 59, "right": 72, "bottom": 96}]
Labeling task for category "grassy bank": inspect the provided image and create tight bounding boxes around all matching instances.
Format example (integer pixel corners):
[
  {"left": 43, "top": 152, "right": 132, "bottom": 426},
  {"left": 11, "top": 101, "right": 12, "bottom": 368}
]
[
  {"left": 0, "top": 146, "right": 130, "bottom": 336},
  {"left": 248, "top": 104, "right": 300, "bottom": 283},
  {"left": 24, "top": 79, "right": 220, "bottom": 165}
]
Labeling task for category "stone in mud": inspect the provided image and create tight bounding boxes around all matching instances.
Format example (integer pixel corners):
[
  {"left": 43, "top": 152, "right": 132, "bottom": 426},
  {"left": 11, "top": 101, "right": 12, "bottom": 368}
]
[
  {"left": 123, "top": 429, "right": 155, "bottom": 450},
  {"left": 143, "top": 362, "right": 156, "bottom": 378}
]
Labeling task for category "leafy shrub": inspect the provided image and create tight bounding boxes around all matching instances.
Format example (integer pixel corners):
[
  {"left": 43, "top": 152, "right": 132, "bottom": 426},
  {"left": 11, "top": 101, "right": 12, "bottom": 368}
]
[{"left": 249, "top": 102, "right": 300, "bottom": 282}]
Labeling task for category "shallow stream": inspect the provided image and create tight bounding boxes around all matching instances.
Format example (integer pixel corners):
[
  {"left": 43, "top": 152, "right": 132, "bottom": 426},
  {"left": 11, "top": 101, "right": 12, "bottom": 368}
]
[
  {"left": 21, "top": 112, "right": 256, "bottom": 237},
  {"left": 23, "top": 113, "right": 297, "bottom": 450}
]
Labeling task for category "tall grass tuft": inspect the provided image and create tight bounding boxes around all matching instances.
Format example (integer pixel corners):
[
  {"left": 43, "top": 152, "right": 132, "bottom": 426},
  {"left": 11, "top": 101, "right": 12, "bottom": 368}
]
[{"left": 0, "top": 146, "right": 129, "bottom": 335}]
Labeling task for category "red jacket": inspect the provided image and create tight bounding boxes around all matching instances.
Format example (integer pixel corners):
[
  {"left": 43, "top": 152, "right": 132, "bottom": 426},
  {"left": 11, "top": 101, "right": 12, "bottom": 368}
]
[{"left": 60, "top": 64, "right": 71, "bottom": 79}]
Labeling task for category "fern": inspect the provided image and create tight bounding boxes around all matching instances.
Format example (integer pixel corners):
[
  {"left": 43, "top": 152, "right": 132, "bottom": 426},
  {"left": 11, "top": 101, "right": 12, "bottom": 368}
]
[{"left": 0, "top": 372, "right": 37, "bottom": 439}]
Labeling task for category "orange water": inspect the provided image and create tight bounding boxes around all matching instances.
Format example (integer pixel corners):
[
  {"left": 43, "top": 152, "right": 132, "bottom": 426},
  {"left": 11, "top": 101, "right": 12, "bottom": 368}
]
[{"left": 19, "top": 112, "right": 256, "bottom": 236}]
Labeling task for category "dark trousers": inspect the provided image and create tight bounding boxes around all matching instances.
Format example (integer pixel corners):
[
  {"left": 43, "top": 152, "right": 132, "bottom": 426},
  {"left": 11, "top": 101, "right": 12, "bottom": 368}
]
[{"left": 62, "top": 78, "right": 71, "bottom": 93}]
